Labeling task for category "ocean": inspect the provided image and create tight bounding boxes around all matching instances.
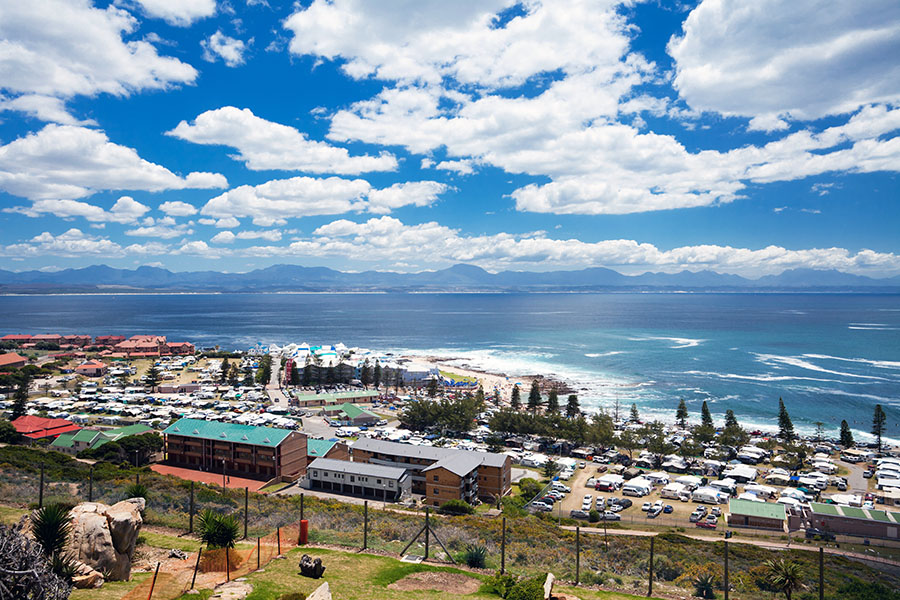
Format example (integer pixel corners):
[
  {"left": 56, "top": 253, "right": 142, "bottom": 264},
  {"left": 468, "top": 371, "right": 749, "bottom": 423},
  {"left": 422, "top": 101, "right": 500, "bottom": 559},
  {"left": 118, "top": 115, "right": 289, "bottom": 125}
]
[{"left": 1, "top": 292, "right": 898, "bottom": 443}]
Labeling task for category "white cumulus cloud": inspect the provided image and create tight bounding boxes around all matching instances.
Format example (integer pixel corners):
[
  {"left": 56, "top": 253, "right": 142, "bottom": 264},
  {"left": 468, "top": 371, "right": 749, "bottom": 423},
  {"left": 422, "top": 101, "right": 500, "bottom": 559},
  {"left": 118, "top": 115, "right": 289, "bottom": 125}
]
[
  {"left": 668, "top": 0, "right": 900, "bottom": 121},
  {"left": 131, "top": 0, "right": 217, "bottom": 26},
  {"left": 168, "top": 106, "right": 397, "bottom": 174},
  {"left": 0, "top": 125, "right": 227, "bottom": 201},
  {"left": 159, "top": 201, "right": 199, "bottom": 216},
  {"left": 4, "top": 196, "right": 150, "bottom": 224},
  {"left": 201, "top": 31, "right": 248, "bottom": 67},
  {"left": 201, "top": 176, "right": 447, "bottom": 225}
]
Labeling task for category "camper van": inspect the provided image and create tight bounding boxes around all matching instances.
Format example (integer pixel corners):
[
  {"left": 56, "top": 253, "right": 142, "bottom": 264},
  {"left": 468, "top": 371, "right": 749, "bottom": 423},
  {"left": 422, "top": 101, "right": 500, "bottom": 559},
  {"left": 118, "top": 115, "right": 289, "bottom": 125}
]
[
  {"left": 692, "top": 487, "right": 727, "bottom": 505},
  {"left": 661, "top": 482, "right": 688, "bottom": 500},
  {"left": 622, "top": 477, "right": 653, "bottom": 497}
]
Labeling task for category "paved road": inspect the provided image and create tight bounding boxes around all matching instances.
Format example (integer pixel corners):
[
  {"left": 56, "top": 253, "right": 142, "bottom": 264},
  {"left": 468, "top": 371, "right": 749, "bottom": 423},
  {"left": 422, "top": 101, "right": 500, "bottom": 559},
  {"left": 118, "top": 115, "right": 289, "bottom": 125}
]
[
  {"left": 843, "top": 459, "right": 869, "bottom": 494},
  {"left": 266, "top": 356, "right": 289, "bottom": 407}
]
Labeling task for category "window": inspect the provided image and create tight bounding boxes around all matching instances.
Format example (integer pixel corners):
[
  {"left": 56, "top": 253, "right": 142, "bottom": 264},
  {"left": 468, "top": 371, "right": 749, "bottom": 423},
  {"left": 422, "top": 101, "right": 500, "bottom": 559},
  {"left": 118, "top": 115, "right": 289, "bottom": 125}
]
[
  {"left": 377, "top": 479, "right": 382, "bottom": 484},
  {"left": 312, "top": 470, "right": 318, "bottom": 477},
  {"left": 324, "top": 472, "right": 328, "bottom": 477},
  {"left": 433, "top": 475, "right": 439, "bottom": 482}
]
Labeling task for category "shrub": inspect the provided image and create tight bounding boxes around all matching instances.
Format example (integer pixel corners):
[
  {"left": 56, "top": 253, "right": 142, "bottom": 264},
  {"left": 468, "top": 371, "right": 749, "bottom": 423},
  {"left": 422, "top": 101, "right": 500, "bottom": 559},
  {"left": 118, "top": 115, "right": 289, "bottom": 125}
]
[
  {"left": 835, "top": 579, "right": 900, "bottom": 600},
  {"left": 31, "top": 504, "right": 72, "bottom": 558},
  {"left": 0, "top": 524, "right": 70, "bottom": 600},
  {"left": 588, "top": 509, "right": 600, "bottom": 523},
  {"left": 462, "top": 543, "right": 487, "bottom": 568},
  {"left": 277, "top": 594, "right": 306, "bottom": 600},
  {"left": 506, "top": 576, "right": 545, "bottom": 600},
  {"left": 438, "top": 499, "right": 475, "bottom": 515},
  {"left": 486, "top": 571, "right": 518, "bottom": 598}
]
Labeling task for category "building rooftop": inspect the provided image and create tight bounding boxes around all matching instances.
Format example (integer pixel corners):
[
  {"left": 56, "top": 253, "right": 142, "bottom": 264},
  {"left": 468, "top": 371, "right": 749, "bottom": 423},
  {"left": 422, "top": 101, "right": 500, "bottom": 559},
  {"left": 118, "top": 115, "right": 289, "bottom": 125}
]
[
  {"left": 810, "top": 502, "right": 900, "bottom": 524},
  {"left": 307, "top": 439, "right": 339, "bottom": 457},
  {"left": 294, "top": 390, "right": 378, "bottom": 403},
  {"left": 423, "top": 453, "right": 484, "bottom": 477},
  {"left": 728, "top": 498, "right": 786, "bottom": 521},
  {"left": 163, "top": 418, "right": 294, "bottom": 447},
  {"left": 352, "top": 437, "right": 508, "bottom": 468},
  {"left": 339, "top": 403, "right": 378, "bottom": 420},
  {"left": 0, "top": 352, "right": 27, "bottom": 368},
  {"left": 50, "top": 432, "right": 76, "bottom": 449},
  {"left": 12, "top": 415, "right": 81, "bottom": 439},
  {"left": 308, "top": 457, "right": 408, "bottom": 480}
]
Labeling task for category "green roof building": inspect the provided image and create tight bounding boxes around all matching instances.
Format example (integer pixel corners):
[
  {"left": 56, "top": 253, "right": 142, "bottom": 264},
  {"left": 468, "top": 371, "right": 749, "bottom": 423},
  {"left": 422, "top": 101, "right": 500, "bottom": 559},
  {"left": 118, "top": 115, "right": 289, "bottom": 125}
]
[
  {"left": 809, "top": 502, "right": 900, "bottom": 540},
  {"left": 162, "top": 418, "right": 308, "bottom": 481},
  {"left": 50, "top": 424, "right": 155, "bottom": 456},
  {"left": 324, "top": 403, "right": 380, "bottom": 426},
  {"left": 727, "top": 498, "right": 786, "bottom": 531}
]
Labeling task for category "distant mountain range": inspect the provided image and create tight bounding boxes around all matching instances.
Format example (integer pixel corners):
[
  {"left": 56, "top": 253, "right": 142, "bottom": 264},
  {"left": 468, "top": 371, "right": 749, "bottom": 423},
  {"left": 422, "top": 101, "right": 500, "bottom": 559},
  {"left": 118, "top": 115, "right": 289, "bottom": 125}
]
[{"left": 1, "top": 264, "right": 899, "bottom": 293}]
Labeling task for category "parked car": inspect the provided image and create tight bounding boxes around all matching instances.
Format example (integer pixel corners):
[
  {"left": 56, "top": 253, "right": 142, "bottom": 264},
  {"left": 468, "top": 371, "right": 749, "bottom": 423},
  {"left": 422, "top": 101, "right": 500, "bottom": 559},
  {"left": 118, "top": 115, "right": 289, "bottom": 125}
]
[
  {"left": 805, "top": 528, "right": 836, "bottom": 541},
  {"left": 863, "top": 470, "right": 873, "bottom": 478},
  {"left": 601, "top": 511, "right": 621, "bottom": 521},
  {"left": 569, "top": 509, "right": 590, "bottom": 520},
  {"left": 696, "top": 520, "right": 717, "bottom": 529},
  {"left": 595, "top": 464, "right": 608, "bottom": 473},
  {"left": 641, "top": 502, "right": 652, "bottom": 511},
  {"left": 710, "top": 507, "right": 721, "bottom": 517},
  {"left": 689, "top": 511, "right": 704, "bottom": 523},
  {"left": 616, "top": 498, "right": 633, "bottom": 509},
  {"left": 647, "top": 507, "right": 662, "bottom": 518},
  {"left": 695, "top": 505, "right": 709, "bottom": 515},
  {"left": 663, "top": 504, "right": 674, "bottom": 514},
  {"left": 582, "top": 495, "right": 593, "bottom": 510},
  {"left": 705, "top": 514, "right": 718, "bottom": 525}
]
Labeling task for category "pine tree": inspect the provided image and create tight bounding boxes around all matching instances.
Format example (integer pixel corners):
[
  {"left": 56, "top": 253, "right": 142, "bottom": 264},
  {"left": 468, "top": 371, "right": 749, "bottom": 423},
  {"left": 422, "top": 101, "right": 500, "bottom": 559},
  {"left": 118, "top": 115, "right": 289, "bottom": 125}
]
[
  {"left": 630, "top": 403, "right": 640, "bottom": 423},
  {"left": 475, "top": 384, "right": 485, "bottom": 404},
  {"left": 839, "top": 420, "right": 854, "bottom": 448},
  {"left": 360, "top": 359, "right": 371, "bottom": 388},
  {"left": 219, "top": 358, "right": 230, "bottom": 384},
  {"left": 289, "top": 363, "right": 300, "bottom": 386},
  {"left": 527, "top": 380, "right": 542, "bottom": 413},
  {"left": 427, "top": 377, "right": 439, "bottom": 398},
  {"left": 566, "top": 394, "right": 580, "bottom": 419},
  {"left": 675, "top": 398, "right": 688, "bottom": 429},
  {"left": 510, "top": 385, "right": 521, "bottom": 410},
  {"left": 11, "top": 375, "right": 29, "bottom": 420},
  {"left": 872, "top": 404, "right": 887, "bottom": 454},
  {"left": 145, "top": 365, "right": 161, "bottom": 391},
  {"left": 546, "top": 388, "right": 559, "bottom": 413},
  {"left": 373, "top": 361, "right": 382, "bottom": 389},
  {"left": 301, "top": 356, "right": 312, "bottom": 386},
  {"left": 777, "top": 398, "right": 796, "bottom": 441},
  {"left": 700, "top": 401, "right": 713, "bottom": 428},
  {"left": 724, "top": 409, "right": 738, "bottom": 429},
  {"left": 814, "top": 421, "right": 825, "bottom": 444}
]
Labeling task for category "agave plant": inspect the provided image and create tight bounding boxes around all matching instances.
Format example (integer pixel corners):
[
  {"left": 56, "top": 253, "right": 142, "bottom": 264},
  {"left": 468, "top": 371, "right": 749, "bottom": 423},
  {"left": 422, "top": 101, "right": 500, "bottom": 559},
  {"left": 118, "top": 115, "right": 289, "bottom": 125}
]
[
  {"left": 764, "top": 558, "right": 805, "bottom": 600},
  {"left": 462, "top": 544, "right": 487, "bottom": 568},
  {"left": 31, "top": 504, "right": 72, "bottom": 559},
  {"left": 693, "top": 573, "right": 716, "bottom": 599},
  {"left": 197, "top": 509, "right": 240, "bottom": 549},
  {"left": 124, "top": 482, "right": 148, "bottom": 500}
]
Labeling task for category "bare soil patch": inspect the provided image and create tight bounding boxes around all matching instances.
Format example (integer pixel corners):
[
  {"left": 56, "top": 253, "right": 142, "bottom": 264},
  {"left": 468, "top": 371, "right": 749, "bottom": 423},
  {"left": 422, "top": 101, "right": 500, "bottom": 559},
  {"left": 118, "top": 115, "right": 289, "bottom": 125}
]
[{"left": 388, "top": 571, "right": 480, "bottom": 594}]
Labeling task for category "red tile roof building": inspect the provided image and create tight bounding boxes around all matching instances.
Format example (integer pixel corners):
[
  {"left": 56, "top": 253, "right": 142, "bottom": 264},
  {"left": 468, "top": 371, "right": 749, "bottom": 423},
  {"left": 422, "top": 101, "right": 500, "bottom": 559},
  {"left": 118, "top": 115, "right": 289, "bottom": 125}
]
[
  {"left": 75, "top": 360, "right": 108, "bottom": 377},
  {"left": 0, "top": 352, "right": 27, "bottom": 370},
  {"left": 12, "top": 415, "right": 81, "bottom": 441},
  {"left": 0, "top": 334, "right": 32, "bottom": 343}
]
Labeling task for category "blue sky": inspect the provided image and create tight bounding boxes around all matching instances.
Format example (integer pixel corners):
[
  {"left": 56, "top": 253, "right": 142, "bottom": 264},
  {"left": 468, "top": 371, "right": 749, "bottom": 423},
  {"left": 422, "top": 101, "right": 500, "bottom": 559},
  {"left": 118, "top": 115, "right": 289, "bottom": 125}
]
[{"left": 0, "top": 0, "right": 898, "bottom": 276}]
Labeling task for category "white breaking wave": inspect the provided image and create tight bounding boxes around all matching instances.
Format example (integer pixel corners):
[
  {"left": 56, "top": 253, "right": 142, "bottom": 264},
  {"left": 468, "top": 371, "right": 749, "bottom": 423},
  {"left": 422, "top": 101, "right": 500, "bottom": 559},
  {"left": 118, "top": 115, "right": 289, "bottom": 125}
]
[
  {"left": 802, "top": 353, "right": 900, "bottom": 370},
  {"left": 585, "top": 351, "right": 625, "bottom": 358},
  {"left": 848, "top": 325, "right": 899, "bottom": 331},
  {"left": 628, "top": 335, "right": 704, "bottom": 349},
  {"left": 753, "top": 353, "right": 893, "bottom": 381},
  {"left": 682, "top": 369, "right": 848, "bottom": 384}
]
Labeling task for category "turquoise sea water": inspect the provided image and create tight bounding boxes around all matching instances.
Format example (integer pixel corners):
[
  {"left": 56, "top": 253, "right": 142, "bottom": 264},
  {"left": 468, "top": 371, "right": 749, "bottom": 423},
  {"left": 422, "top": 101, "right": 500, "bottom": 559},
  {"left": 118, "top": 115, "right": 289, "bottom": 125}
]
[{"left": 0, "top": 292, "right": 897, "bottom": 442}]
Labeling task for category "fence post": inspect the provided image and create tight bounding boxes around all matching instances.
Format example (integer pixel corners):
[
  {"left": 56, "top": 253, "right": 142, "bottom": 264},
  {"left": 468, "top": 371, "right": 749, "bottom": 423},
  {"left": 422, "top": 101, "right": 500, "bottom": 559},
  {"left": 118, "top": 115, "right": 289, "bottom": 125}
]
[
  {"left": 501, "top": 517, "right": 506, "bottom": 575},
  {"left": 424, "top": 507, "right": 430, "bottom": 560},
  {"left": 226, "top": 546, "right": 230, "bottom": 582},
  {"left": 648, "top": 536, "right": 654, "bottom": 598},
  {"left": 147, "top": 562, "right": 160, "bottom": 600},
  {"left": 575, "top": 526, "right": 580, "bottom": 586},
  {"left": 88, "top": 466, "right": 93, "bottom": 502},
  {"left": 136, "top": 472, "right": 140, "bottom": 486},
  {"left": 819, "top": 547, "right": 824, "bottom": 600},
  {"left": 277, "top": 527, "right": 281, "bottom": 556},
  {"left": 724, "top": 540, "right": 729, "bottom": 600},
  {"left": 39, "top": 463, "right": 44, "bottom": 508},
  {"left": 191, "top": 548, "right": 202, "bottom": 590},
  {"left": 244, "top": 487, "right": 248, "bottom": 540},
  {"left": 300, "top": 493, "right": 304, "bottom": 522},
  {"left": 363, "top": 500, "right": 368, "bottom": 550},
  {"left": 257, "top": 537, "right": 260, "bottom": 570},
  {"left": 189, "top": 481, "right": 194, "bottom": 534}
]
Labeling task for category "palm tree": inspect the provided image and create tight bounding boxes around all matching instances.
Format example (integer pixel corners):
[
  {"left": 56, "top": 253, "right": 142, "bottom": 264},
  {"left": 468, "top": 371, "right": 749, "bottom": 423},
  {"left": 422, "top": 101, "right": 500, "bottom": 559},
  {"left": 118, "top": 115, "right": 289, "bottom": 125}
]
[
  {"left": 693, "top": 573, "right": 716, "bottom": 599},
  {"left": 197, "top": 509, "right": 240, "bottom": 549},
  {"left": 764, "top": 559, "right": 805, "bottom": 600}
]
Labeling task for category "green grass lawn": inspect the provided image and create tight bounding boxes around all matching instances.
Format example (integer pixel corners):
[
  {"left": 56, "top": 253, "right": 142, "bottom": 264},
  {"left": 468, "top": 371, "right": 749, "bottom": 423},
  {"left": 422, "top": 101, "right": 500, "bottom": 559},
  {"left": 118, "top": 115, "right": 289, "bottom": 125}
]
[
  {"left": 70, "top": 571, "right": 152, "bottom": 600},
  {"left": 189, "top": 546, "right": 663, "bottom": 600},
  {"left": 0, "top": 504, "right": 27, "bottom": 525},
  {"left": 139, "top": 531, "right": 204, "bottom": 553},
  {"left": 439, "top": 370, "right": 478, "bottom": 384}
]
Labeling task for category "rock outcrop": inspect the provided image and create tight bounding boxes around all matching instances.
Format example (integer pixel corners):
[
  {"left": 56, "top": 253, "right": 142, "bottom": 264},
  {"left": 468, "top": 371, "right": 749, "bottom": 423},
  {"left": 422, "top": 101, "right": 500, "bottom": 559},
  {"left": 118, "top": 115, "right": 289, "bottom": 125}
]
[{"left": 67, "top": 498, "right": 144, "bottom": 581}]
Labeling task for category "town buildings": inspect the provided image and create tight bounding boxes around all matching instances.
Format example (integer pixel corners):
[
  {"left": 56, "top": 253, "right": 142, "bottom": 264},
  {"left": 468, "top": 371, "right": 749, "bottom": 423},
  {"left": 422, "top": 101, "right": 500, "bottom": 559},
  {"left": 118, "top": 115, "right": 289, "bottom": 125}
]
[
  {"left": 162, "top": 418, "right": 307, "bottom": 482},
  {"left": 808, "top": 502, "right": 900, "bottom": 540},
  {"left": 50, "top": 423, "right": 154, "bottom": 456},
  {"left": 323, "top": 403, "right": 380, "bottom": 426},
  {"left": 351, "top": 437, "right": 511, "bottom": 506},
  {"left": 726, "top": 498, "right": 786, "bottom": 531},
  {"left": 304, "top": 457, "right": 411, "bottom": 501},
  {"left": 11, "top": 415, "right": 81, "bottom": 442},
  {"left": 75, "top": 360, "right": 108, "bottom": 377},
  {"left": 0, "top": 352, "right": 26, "bottom": 369}
]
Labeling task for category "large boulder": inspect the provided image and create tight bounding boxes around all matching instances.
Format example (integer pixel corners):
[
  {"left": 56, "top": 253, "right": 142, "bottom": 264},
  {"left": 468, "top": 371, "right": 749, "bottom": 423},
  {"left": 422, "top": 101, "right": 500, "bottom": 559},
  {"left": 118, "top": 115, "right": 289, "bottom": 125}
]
[{"left": 68, "top": 498, "right": 144, "bottom": 581}]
